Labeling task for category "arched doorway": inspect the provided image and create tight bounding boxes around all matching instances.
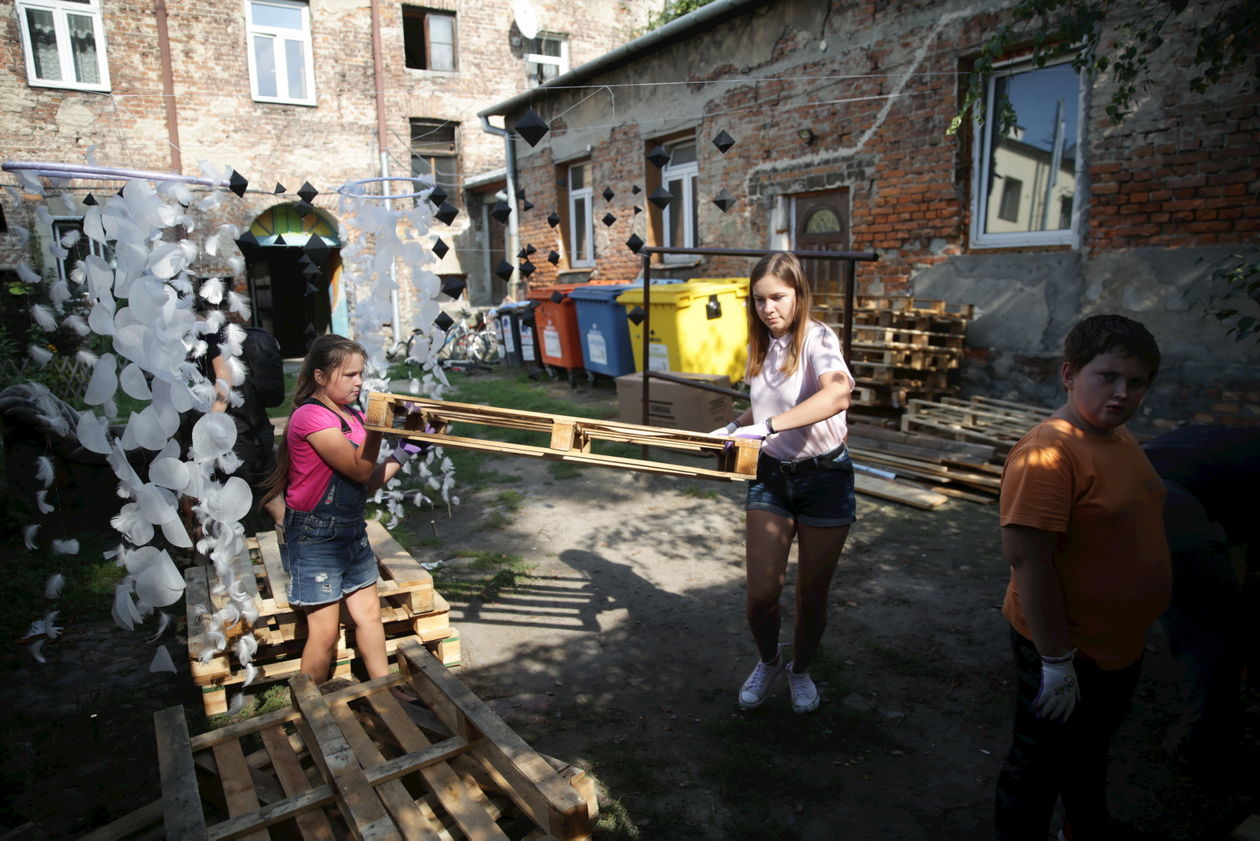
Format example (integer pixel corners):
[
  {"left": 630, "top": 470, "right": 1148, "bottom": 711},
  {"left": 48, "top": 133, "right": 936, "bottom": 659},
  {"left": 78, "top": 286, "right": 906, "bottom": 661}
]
[
  {"left": 247, "top": 204, "right": 345, "bottom": 356},
  {"left": 794, "top": 190, "right": 850, "bottom": 298}
]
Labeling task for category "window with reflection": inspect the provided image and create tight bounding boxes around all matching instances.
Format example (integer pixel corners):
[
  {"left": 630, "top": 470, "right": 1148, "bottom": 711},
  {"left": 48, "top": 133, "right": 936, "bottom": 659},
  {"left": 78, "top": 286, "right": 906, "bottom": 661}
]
[
  {"left": 17, "top": 0, "right": 110, "bottom": 91},
  {"left": 247, "top": 0, "right": 315, "bottom": 105}
]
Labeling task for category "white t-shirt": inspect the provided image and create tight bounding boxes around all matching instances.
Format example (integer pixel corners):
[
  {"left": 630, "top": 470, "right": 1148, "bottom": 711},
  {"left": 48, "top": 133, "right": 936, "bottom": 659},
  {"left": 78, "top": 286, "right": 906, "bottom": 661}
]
[{"left": 746, "top": 320, "right": 854, "bottom": 461}]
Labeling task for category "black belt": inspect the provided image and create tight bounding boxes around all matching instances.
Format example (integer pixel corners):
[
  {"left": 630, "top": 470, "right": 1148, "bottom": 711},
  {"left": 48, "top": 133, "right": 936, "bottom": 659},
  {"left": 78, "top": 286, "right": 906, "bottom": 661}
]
[{"left": 761, "top": 443, "right": 848, "bottom": 476}]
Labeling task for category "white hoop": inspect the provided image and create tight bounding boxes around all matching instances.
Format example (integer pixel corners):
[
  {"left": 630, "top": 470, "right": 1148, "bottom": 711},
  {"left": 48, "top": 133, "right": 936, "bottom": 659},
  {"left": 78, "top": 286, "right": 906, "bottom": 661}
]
[
  {"left": 3, "top": 160, "right": 227, "bottom": 188},
  {"left": 337, "top": 176, "right": 437, "bottom": 201}
]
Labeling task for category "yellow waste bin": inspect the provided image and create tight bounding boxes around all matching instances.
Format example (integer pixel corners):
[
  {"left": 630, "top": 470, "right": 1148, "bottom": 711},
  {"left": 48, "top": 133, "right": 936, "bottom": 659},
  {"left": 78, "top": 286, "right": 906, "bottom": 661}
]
[{"left": 619, "top": 278, "right": 749, "bottom": 382}]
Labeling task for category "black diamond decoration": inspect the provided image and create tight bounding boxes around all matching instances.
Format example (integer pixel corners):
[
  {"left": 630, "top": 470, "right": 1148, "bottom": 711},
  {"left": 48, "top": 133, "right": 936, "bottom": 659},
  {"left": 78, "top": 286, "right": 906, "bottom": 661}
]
[
  {"left": 712, "top": 189, "right": 737, "bottom": 213},
  {"left": 627, "top": 305, "right": 647, "bottom": 326},
  {"left": 631, "top": 185, "right": 642, "bottom": 195},
  {"left": 626, "top": 233, "right": 645, "bottom": 254},
  {"left": 83, "top": 193, "right": 98, "bottom": 206},
  {"left": 547, "top": 250, "right": 560, "bottom": 265},
  {"left": 428, "top": 184, "right": 448, "bottom": 207},
  {"left": 304, "top": 323, "right": 317, "bottom": 335},
  {"left": 274, "top": 234, "right": 288, "bottom": 246},
  {"left": 521, "top": 261, "right": 536, "bottom": 277},
  {"left": 495, "top": 259, "right": 515, "bottom": 281},
  {"left": 525, "top": 243, "right": 537, "bottom": 254},
  {"left": 712, "top": 129, "right": 736, "bottom": 154},
  {"left": 522, "top": 199, "right": 535, "bottom": 211},
  {"left": 602, "top": 187, "right": 614, "bottom": 202},
  {"left": 298, "top": 253, "right": 314, "bottom": 267},
  {"left": 228, "top": 169, "right": 248, "bottom": 197},
  {"left": 304, "top": 235, "right": 329, "bottom": 262},
  {"left": 517, "top": 248, "right": 528, "bottom": 260},
  {"left": 513, "top": 108, "right": 550, "bottom": 147},
  {"left": 441, "top": 276, "right": 466, "bottom": 298},
  {"left": 646, "top": 145, "right": 670, "bottom": 169},
  {"left": 549, "top": 290, "right": 564, "bottom": 303},
  {"left": 432, "top": 237, "right": 449, "bottom": 259},
  {"left": 648, "top": 187, "right": 673, "bottom": 210},
  {"left": 633, "top": 205, "right": 643, "bottom": 215},
  {"left": 294, "top": 200, "right": 314, "bottom": 218},
  {"left": 435, "top": 201, "right": 459, "bottom": 225},
  {"left": 526, "top": 300, "right": 541, "bottom": 311},
  {"left": 298, "top": 181, "right": 318, "bottom": 203},
  {"left": 601, "top": 212, "right": 616, "bottom": 227},
  {"left": 435, "top": 311, "right": 455, "bottom": 332},
  {"left": 305, "top": 282, "right": 318, "bottom": 295},
  {"left": 491, "top": 200, "right": 512, "bottom": 224},
  {"left": 274, "top": 183, "right": 286, "bottom": 194},
  {"left": 302, "top": 262, "right": 321, "bottom": 277},
  {"left": 547, "top": 211, "right": 561, "bottom": 228},
  {"left": 516, "top": 187, "right": 527, "bottom": 200},
  {"left": 235, "top": 231, "right": 260, "bottom": 257}
]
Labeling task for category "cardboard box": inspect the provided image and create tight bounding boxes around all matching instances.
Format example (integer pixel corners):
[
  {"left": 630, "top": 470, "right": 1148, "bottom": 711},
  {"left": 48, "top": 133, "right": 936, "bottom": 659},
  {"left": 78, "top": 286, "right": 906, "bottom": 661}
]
[{"left": 616, "top": 372, "right": 733, "bottom": 432}]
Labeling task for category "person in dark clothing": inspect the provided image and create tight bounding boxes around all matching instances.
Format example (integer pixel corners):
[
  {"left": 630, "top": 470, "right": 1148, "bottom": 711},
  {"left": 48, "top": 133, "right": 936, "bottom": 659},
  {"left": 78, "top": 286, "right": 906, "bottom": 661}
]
[{"left": 1142, "top": 425, "right": 1260, "bottom": 774}]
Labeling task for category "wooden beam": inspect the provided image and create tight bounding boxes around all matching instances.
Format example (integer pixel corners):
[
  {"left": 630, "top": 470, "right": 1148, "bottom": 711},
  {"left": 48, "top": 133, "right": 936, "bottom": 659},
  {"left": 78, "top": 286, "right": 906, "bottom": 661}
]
[{"left": 155, "top": 706, "right": 210, "bottom": 840}]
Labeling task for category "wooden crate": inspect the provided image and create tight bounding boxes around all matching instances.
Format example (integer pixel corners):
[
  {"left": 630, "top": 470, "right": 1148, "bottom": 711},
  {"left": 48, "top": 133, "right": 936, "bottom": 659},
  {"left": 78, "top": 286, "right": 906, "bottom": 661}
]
[
  {"left": 187, "top": 523, "right": 457, "bottom": 717},
  {"left": 156, "top": 641, "right": 596, "bottom": 840}
]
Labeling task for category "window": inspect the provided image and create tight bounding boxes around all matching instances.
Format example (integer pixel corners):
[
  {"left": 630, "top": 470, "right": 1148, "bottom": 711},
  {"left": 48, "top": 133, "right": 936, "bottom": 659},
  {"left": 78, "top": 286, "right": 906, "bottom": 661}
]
[
  {"left": 410, "top": 118, "right": 458, "bottom": 206},
  {"left": 660, "top": 140, "right": 698, "bottom": 258},
  {"left": 566, "top": 161, "right": 594, "bottom": 267},
  {"left": 17, "top": 0, "right": 110, "bottom": 91},
  {"left": 524, "top": 34, "right": 567, "bottom": 86},
  {"left": 246, "top": 0, "right": 315, "bottom": 105},
  {"left": 971, "top": 60, "right": 1080, "bottom": 248},
  {"left": 403, "top": 7, "right": 456, "bottom": 71},
  {"left": 51, "top": 218, "right": 113, "bottom": 284}
]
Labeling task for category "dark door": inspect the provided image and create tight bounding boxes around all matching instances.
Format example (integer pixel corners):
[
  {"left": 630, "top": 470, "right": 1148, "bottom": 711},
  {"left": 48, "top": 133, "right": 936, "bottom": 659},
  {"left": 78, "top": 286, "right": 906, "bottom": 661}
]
[
  {"left": 794, "top": 189, "right": 851, "bottom": 298},
  {"left": 250, "top": 246, "right": 332, "bottom": 356}
]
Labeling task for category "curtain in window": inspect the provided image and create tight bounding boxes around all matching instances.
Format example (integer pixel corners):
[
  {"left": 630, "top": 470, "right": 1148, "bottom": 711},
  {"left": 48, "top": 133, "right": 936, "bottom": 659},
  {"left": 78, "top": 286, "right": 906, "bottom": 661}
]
[
  {"left": 25, "top": 7, "right": 61, "bottom": 81},
  {"left": 67, "top": 13, "right": 99, "bottom": 84}
]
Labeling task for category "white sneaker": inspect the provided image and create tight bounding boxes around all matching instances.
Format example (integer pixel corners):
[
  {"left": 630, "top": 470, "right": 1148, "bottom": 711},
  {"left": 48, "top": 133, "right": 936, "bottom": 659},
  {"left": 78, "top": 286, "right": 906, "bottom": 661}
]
[
  {"left": 786, "top": 661, "right": 820, "bottom": 713},
  {"left": 738, "top": 655, "right": 786, "bottom": 710}
]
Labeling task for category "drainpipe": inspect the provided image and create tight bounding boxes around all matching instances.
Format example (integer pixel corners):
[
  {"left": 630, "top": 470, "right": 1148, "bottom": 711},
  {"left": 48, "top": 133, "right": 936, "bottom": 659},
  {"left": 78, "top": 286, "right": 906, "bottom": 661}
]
[
  {"left": 154, "top": 0, "right": 181, "bottom": 173},
  {"left": 479, "top": 115, "right": 522, "bottom": 300},
  {"left": 370, "top": 0, "right": 402, "bottom": 335}
]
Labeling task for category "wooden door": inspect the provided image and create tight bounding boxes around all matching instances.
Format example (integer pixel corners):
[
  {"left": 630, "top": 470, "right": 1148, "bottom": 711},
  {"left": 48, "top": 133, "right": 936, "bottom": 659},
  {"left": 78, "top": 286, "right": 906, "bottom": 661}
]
[{"left": 794, "top": 190, "right": 850, "bottom": 298}]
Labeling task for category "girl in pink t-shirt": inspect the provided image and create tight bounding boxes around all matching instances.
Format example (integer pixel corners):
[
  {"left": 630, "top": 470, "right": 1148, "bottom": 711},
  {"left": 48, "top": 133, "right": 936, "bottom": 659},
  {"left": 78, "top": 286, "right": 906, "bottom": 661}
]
[
  {"left": 713, "top": 252, "right": 856, "bottom": 714},
  {"left": 261, "top": 335, "right": 422, "bottom": 686}
]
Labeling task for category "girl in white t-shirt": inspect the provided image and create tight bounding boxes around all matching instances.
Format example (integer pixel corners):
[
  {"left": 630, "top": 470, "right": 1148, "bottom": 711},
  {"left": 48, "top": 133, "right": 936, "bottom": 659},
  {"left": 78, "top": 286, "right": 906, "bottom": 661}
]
[{"left": 713, "top": 252, "right": 856, "bottom": 713}]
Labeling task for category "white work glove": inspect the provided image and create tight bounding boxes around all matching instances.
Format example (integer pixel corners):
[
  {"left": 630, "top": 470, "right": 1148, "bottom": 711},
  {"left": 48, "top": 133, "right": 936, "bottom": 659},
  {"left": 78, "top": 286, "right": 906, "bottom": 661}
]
[
  {"left": 732, "top": 422, "right": 771, "bottom": 440},
  {"left": 708, "top": 421, "right": 739, "bottom": 436},
  {"left": 1034, "top": 649, "right": 1080, "bottom": 722}
]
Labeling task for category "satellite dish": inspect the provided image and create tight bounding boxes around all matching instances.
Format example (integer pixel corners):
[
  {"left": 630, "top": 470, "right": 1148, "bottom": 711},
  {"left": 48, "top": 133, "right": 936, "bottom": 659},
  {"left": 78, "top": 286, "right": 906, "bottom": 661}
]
[{"left": 514, "top": 0, "right": 540, "bottom": 39}]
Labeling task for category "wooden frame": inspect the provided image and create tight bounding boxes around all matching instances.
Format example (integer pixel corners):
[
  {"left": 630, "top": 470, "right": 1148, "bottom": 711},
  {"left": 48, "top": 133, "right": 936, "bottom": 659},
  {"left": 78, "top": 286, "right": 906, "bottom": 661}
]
[{"left": 363, "top": 391, "right": 760, "bottom": 481}]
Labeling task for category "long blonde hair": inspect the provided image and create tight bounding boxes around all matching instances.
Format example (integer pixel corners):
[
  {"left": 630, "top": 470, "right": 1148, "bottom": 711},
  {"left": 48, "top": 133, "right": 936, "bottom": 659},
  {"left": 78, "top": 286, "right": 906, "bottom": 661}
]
[
  {"left": 745, "top": 251, "right": 814, "bottom": 379},
  {"left": 259, "top": 334, "right": 366, "bottom": 506}
]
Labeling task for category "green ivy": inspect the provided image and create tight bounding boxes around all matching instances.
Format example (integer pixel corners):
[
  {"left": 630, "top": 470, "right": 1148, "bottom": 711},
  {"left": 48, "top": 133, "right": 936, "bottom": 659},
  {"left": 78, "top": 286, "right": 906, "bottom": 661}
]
[{"left": 1203, "top": 251, "right": 1260, "bottom": 344}]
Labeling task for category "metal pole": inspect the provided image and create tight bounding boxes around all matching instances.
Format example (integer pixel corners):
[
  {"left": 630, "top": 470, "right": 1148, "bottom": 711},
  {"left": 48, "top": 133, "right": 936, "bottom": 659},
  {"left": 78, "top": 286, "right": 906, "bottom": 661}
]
[
  {"left": 842, "top": 259, "right": 855, "bottom": 363},
  {"left": 640, "top": 255, "right": 652, "bottom": 459}
]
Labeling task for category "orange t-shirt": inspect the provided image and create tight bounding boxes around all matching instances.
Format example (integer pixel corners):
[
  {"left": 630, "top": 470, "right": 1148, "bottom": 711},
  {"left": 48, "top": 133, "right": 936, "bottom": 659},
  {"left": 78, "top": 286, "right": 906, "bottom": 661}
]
[{"left": 1000, "top": 418, "right": 1170, "bottom": 670}]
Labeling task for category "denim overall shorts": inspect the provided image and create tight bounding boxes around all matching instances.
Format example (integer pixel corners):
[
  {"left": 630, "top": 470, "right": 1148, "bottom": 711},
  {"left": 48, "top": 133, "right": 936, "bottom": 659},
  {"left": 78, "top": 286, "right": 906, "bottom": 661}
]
[{"left": 281, "top": 400, "right": 378, "bottom": 606}]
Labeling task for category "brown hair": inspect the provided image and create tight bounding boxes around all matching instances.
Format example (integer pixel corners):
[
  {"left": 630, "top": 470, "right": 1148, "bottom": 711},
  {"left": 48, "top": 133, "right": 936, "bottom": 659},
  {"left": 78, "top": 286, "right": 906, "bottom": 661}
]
[
  {"left": 259, "top": 334, "right": 366, "bottom": 506},
  {"left": 745, "top": 251, "right": 815, "bottom": 379}
]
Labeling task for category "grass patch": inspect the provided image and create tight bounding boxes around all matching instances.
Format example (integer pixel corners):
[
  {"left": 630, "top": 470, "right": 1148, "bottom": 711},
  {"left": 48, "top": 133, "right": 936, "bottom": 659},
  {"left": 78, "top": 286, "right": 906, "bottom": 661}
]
[
  {"left": 203, "top": 683, "right": 292, "bottom": 730},
  {"left": 682, "top": 484, "right": 720, "bottom": 500},
  {"left": 431, "top": 551, "right": 530, "bottom": 603},
  {"left": 547, "top": 461, "right": 582, "bottom": 480},
  {"left": 495, "top": 489, "right": 524, "bottom": 512}
]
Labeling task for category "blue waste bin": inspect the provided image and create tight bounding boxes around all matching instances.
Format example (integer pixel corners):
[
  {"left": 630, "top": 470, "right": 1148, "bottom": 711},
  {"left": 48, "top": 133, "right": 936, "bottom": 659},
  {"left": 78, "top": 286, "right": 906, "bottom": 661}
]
[{"left": 570, "top": 278, "right": 685, "bottom": 378}]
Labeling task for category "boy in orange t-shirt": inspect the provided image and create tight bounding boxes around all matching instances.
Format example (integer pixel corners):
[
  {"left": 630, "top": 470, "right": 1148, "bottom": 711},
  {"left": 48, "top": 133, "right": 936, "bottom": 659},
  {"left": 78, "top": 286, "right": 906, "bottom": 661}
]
[{"left": 994, "top": 315, "right": 1169, "bottom": 841}]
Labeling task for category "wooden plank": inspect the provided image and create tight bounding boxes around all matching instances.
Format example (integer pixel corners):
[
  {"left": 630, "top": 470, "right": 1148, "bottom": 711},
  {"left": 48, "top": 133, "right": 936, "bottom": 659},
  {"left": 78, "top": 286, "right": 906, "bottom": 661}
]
[
  {"left": 1231, "top": 815, "right": 1260, "bottom": 841},
  {"left": 396, "top": 641, "right": 589, "bottom": 840},
  {"left": 366, "top": 518, "right": 435, "bottom": 615},
  {"left": 209, "top": 740, "right": 271, "bottom": 841},
  {"left": 154, "top": 706, "right": 210, "bottom": 840},
  {"left": 78, "top": 799, "right": 163, "bottom": 841},
  {"left": 849, "top": 448, "right": 1001, "bottom": 490},
  {"left": 289, "top": 674, "right": 401, "bottom": 841},
  {"left": 853, "top": 473, "right": 949, "bottom": 509},
  {"left": 260, "top": 725, "right": 337, "bottom": 841},
  {"left": 256, "top": 529, "right": 290, "bottom": 610},
  {"left": 186, "top": 565, "right": 231, "bottom": 685},
  {"left": 848, "top": 418, "right": 998, "bottom": 462},
  {"left": 363, "top": 688, "right": 511, "bottom": 841},
  {"left": 205, "top": 787, "right": 339, "bottom": 841}
]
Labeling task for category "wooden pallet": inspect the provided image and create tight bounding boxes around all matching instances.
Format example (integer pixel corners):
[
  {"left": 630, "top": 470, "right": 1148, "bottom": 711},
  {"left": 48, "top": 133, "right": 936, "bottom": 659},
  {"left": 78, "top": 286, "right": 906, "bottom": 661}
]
[
  {"left": 900, "top": 397, "right": 1051, "bottom": 452},
  {"left": 187, "top": 525, "right": 457, "bottom": 716},
  {"left": 363, "top": 391, "right": 760, "bottom": 481},
  {"left": 156, "top": 642, "right": 595, "bottom": 841}
]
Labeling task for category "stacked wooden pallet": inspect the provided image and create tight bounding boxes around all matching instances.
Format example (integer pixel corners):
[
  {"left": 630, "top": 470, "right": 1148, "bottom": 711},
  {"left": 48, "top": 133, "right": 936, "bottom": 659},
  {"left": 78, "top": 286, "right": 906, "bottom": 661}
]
[
  {"left": 848, "top": 417, "right": 1004, "bottom": 507},
  {"left": 817, "top": 294, "right": 972, "bottom": 409},
  {"left": 900, "top": 395, "right": 1051, "bottom": 455},
  {"left": 186, "top": 520, "right": 460, "bottom": 716},
  {"left": 155, "top": 641, "right": 596, "bottom": 840}
]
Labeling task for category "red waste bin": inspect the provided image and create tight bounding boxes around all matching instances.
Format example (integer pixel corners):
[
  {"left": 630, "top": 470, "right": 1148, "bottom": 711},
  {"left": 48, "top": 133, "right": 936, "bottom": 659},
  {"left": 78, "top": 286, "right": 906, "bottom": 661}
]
[{"left": 526, "top": 281, "right": 622, "bottom": 376}]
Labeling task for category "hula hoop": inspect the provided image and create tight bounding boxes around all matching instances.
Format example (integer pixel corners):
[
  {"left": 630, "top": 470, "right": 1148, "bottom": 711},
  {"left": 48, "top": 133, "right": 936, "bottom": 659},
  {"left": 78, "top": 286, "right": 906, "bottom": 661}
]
[
  {"left": 337, "top": 176, "right": 437, "bottom": 201},
  {"left": 3, "top": 160, "right": 228, "bottom": 188}
]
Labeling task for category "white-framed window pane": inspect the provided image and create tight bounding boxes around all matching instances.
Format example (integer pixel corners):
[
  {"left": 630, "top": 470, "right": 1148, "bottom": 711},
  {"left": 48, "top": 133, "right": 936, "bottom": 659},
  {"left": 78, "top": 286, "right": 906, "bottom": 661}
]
[
  {"left": 973, "top": 61, "right": 1080, "bottom": 246},
  {"left": 670, "top": 142, "right": 697, "bottom": 166},
  {"left": 572, "top": 196, "right": 590, "bottom": 262},
  {"left": 284, "top": 38, "right": 306, "bottom": 99},
  {"left": 570, "top": 163, "right": 586, "bottom": 190},
  {"left": 665, "top": 177, "right": 685, "bottom": 247},
  {"left": 66, "top": 12, "right": 99, "bottom": 84},
  {"left": 25, "top": 7, "right": 61, "bottom": 81},
  {"left": 431, "top": 43, "right": 453, "bottom": 71},
  {"left": 251, "top": 2, "right": 303, "bottom": 29},
  {"left": 429, "top": 13, "right": 454, "bottom": 70},
  {"left": 254, "top": 35, "right": 278, "bottom": 98}
]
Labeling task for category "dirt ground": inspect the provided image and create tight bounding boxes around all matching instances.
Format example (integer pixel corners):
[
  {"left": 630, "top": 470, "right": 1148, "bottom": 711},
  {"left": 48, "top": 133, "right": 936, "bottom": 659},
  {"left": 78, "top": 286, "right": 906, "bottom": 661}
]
[{"left": 1, "top": 373, "right": 1257, "bottom": 839}]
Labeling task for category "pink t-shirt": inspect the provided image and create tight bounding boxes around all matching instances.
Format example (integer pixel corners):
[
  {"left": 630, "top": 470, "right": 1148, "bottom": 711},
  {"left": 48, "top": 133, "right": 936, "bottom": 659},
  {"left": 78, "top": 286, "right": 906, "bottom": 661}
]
[
  {"left": 747, "top": 320, "right": 855, "bottom": 460},
  {"left": 285, "top": 402, "right": 366, "bottom": 512}
]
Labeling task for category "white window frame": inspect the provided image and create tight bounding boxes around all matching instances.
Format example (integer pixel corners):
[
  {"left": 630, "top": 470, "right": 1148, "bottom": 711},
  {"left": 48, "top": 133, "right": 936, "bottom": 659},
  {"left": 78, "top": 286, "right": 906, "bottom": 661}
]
[
  {"left": 567, "top": 161, "right": 594, "bottom": 268},
  {"left": 661, "top": 140, "right": 698, "bottom": 262},
  {"left": 245, "top": 0, "right": 316, "bottom": 106},
  {"left": 970, "top": 56, "right": 1083, "bottom": 249},
  {"left": 16, "top": 0, "right": 111, "bottom": 92},
  {"left": 524, "top": 33, "right": 568, "bottom": 87}
]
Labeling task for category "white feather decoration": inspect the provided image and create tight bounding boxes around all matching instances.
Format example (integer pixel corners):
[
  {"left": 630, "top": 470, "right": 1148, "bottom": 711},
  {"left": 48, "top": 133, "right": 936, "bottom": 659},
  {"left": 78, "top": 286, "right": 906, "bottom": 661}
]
[
  {"left": 199, "top": 276, "right": 224, "bottom": 305},
  {"left": 59, "top": 227, "right": 81, "bottom": 248},
  {"left": 204, "top": 309, "right": 225, "bottom": 334},
  {"left": 226, "top": 291, "right": 251, "bottom": 320},
  {"left": 226, "top": 355, "right": 247, "bottom": 387},
  {"left": 16, "top": 261, "right": 40, "bottom": 285},
  {"left": 45, "top": 572, "right": 63, "bottom": 598},
  {"left": 49, "top": 279, "right": 71, "bottom": 310},
  {"left": 111, "top": 582, "right": 144, "bottom": 630},
  {"left": 43, "top": 611, "right": 62, "bottom": 640},
  {"left": 31, "top": 639, "right": 47, "bottom": 664},
  {"left": 28, "top": 346, "right": 52, "bottom": 367},
  {"left": 149, "top": 611, "right": 172, "bottom": 641},
  {"left": 24, "top": 525, "right": 40, "bottom": 550},
  {"left": 223, "top": 323, "right": 245, "bottom": 357},
  {"left": 31, "top": 304, "right": 58, "bottom": 331},
  {"left": 226, "top": 691, "right": 247, "bottom": 716},
  {"left": 35, "top": 490, "right": 54, "bottom": 514},
  {"left": 52, "top": 539, "right": 79, "bottom": 555},
  {"left": 36, "top": 456, "right": 54, "bottom": 487},
  {"left": 65, "top": 316, "right": 91, "bottom": 337},
  {"left": 148, "top": 645, "right": 177, "bottom": 673},
  {"left": 227, "top": 255, "right": 245, "bottom": 275}
]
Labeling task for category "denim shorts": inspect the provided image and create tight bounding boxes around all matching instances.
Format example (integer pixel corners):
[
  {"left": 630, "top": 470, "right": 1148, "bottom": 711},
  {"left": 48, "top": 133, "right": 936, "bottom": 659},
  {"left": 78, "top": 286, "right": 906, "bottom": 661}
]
[
  {"left": 745, "top": 444, "right": 857, "bottom": 527},
  {"left": 280, "top": 512, "right": 378, "bottom": 607}
]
